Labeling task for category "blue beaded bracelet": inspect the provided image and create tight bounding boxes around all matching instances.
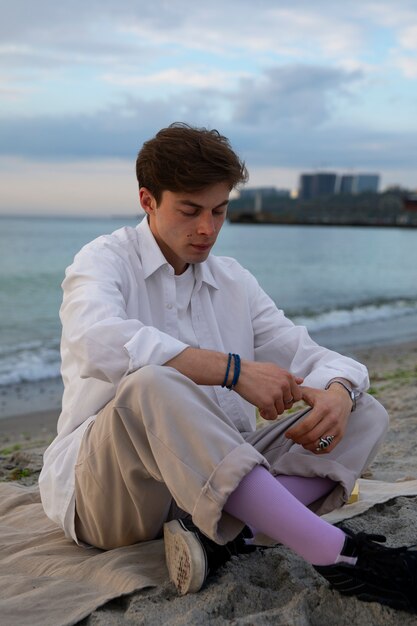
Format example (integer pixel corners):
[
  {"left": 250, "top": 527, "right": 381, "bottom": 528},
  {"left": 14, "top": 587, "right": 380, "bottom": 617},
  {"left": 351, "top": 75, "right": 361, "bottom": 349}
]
[
  {"left": 221, "top": 353, "right": 233, "bottom": 388},
  {"left": 230, "top": 353, "right": 241, "bottom": 389}
]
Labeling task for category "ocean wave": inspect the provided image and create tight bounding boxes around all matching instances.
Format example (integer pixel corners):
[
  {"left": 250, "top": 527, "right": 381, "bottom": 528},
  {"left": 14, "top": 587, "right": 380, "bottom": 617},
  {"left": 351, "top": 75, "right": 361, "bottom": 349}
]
[
  {"left": 294, "top": 299, "right": 417, "bottom": 332},
  {"left": 0, "top": 339, "right": 45, "bottom": 357},
  {"left": 0, "top": 342, "right": 61, "bottom": 386}
]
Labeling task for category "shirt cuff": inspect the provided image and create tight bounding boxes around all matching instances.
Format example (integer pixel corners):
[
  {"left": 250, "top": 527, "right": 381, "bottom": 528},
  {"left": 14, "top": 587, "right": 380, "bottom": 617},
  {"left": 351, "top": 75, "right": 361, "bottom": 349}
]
[
  {"left": 303, "top": 365, "right": 369, "bottom": 392},
  {"left": 124, "top": 326, "right": 189, "bottom": 372}
]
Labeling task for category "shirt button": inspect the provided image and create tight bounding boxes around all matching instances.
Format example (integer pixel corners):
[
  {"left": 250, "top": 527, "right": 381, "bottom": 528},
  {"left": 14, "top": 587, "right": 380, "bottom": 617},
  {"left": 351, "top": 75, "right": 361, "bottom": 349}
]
[{"left": 167, "top": 303, "right": 173, "bottom": 309}]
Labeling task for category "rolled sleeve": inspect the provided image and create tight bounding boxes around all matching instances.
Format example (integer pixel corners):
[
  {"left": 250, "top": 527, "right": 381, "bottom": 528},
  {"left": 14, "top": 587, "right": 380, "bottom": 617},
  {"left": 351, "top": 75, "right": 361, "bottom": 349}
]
[
  {"left": 125, "top": 326, "right": 188, "bottom": 371},
  {"left": 302, "top": 358, "right": 369, "bottom": 391}
]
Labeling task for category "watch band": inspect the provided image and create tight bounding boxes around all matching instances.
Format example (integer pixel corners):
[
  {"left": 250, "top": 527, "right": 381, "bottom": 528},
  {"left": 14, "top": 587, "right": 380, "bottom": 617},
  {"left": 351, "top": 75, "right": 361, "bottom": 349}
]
[{"left": 325, "top": 379, "right": 357, "bottom": 412}]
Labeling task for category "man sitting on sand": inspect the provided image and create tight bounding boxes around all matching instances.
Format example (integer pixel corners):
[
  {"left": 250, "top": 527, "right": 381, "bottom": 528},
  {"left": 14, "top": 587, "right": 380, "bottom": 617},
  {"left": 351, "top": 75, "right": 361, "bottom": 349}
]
[{"left": 40, "top": 123, "right": 417, "bottom": 614}]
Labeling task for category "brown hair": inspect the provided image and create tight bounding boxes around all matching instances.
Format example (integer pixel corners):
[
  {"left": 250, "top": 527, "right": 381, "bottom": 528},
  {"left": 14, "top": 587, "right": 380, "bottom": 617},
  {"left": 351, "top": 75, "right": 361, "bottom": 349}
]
[{"left": 136, "top": 122, "right": 248, "bottom": 204}]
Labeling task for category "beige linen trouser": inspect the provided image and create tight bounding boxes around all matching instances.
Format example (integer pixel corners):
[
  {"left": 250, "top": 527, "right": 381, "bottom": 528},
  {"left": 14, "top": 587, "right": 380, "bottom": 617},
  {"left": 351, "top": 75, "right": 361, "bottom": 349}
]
[{"left": 74, "top": 366, "right": 389, "bottom": 550}]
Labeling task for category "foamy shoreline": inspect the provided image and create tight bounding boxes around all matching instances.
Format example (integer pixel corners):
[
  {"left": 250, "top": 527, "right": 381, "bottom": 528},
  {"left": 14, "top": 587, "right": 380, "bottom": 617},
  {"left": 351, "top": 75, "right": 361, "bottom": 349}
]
[{"left": 0, "top": 376, "right": 63, "bottom": 423}]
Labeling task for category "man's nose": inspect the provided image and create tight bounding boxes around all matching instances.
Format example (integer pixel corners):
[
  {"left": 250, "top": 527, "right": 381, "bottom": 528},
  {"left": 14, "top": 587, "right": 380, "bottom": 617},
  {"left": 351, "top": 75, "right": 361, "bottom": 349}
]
[{"left": 196, "top": 212, "right": 215, "bottom": 235}]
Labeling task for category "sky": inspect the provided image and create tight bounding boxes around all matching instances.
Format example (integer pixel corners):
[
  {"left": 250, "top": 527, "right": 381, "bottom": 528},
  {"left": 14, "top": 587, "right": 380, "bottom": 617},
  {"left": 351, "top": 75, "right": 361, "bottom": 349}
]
[{"left": 0, "top": 0, "right": 416, "bottom": 216}]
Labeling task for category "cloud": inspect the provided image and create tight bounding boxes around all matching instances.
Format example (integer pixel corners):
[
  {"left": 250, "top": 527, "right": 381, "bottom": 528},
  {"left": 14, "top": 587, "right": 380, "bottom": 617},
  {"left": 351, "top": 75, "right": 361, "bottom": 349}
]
[
  {"left": 391, "top": 55, "right": 417, "bottom": 78},
  {"left": 102, "top": 68, "right": 248, "bottom": 90},
  {"left": 0, "top": 2, "right": 154, "bottom": 75},
  {"left": 0, "top": 0, "right": 416, "bottom": 196},
  {"left": 0, "top": 1, "right": 390, "bottom": 69},
  {"left": 389, "top": 21, "right": 417, "bottom": 78},
  {"left": 362, "top": 1, "right": 417, "bottom": 77},
  {"left": 399, "top": 23, "right": 417, "bottom": 51},
  {"left": 0, "top": 104, "right": 165, "bottom": 160},
  {"left": 232, "top": 65, "right": 363, "bottom": 126},
  {"left": 230, "top": 119, "right": 417, "bottom": 172},
  {"left": 0, "top": 81, "right": 33, "bottom": 101},
  {"left": 0, "top": 41, "right": 148, "bottom": 71},
  {"left": 0, "top": 64, "right": 361, "bottom": 158},
  {"left": 0, "top": 64, "right": 415, "bottom": 176}
]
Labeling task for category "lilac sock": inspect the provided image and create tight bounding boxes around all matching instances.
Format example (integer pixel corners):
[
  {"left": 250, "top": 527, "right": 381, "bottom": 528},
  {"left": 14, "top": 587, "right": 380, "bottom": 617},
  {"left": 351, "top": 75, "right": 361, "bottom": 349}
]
[
  {"left": 275, "top": 474, "right": 336, "bottom": 506},
  {"left": 246, "top": 474, "right": 336, "bottom": 538},
  {"left": 224, "top": 465, "right": 346, "bottom": 566}
]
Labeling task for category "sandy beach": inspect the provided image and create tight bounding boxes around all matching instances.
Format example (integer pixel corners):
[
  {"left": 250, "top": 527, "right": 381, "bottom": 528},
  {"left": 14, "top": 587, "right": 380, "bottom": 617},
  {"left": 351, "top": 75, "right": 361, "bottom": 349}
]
[{"left": 1, "top": 339, "right": 417, "bottom": 624}]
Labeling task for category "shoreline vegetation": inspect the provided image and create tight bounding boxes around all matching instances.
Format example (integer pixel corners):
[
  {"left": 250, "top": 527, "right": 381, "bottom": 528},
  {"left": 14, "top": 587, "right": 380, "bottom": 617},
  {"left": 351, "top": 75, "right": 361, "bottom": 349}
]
[
  {"left": 1, "top": 339, "right": 417, "bottom": 624},
  {"left": 228, "top": 190, "right": 417, "bottom": 227}
]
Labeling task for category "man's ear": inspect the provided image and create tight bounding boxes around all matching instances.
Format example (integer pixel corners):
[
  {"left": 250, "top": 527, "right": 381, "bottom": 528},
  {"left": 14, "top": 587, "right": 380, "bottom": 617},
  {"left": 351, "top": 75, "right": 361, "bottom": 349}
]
[{"left": 139, "top": 187, "right": 157, "bottom": 215}]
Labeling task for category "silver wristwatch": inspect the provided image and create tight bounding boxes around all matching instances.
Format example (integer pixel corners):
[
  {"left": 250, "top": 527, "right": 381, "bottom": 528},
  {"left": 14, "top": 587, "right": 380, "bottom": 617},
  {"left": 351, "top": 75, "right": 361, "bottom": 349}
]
[{"left": 325, "top": 379, "right": 359, "bottom": 412}]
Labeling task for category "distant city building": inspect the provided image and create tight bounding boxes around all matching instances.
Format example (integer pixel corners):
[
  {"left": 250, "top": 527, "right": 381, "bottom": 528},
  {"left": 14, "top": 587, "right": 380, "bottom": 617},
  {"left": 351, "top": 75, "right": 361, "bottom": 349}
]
[
  {"left": 299, "top": 172, "right": 337, "bottom": 199},
  {"left": 300, "top": 172, "right": 380, "bottom": 199},
  {"left": 314, "top": 173, "right": 338, "bottom": 197},
  {"left": 238, "top": 187, "right": 290, "bottom": 215},
  {"left": 339, "top": 174, "right": 379, "bottom": 194},
  {"left": 299, "top": 174, "right": 315, "bottom": 200},
  {"left": 353, "top": 174, "right": 379, "bottom": 194},
  {"left": 240, "top": 187, "right": 290, "bottom": 198},
  {"left": 339, "top": 175, "right": 355, "bottom": 194}
]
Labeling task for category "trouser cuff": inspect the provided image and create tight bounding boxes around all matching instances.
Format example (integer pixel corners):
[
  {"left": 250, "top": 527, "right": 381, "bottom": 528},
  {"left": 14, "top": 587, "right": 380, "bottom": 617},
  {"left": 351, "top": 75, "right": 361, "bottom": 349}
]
[{"left": 192, "top": 442, "right": 268, "bottom": 544}]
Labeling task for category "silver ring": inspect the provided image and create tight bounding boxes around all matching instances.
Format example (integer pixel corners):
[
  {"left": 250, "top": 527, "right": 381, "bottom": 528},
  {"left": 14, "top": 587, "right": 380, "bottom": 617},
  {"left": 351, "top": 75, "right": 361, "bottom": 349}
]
[
  {"left": 284, "top": 397, "right": 294, "bottom": 404},
  {"left": 316, "top": 435, "right": 335, "bottom": 451}
]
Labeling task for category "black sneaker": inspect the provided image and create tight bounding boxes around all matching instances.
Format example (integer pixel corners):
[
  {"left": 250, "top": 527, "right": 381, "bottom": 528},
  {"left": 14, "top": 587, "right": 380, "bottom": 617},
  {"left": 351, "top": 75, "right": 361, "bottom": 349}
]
[
  {"left": 164, "top": 518, "right": 255, "bottom": 595},
  {"left": 314, "top": 526, "right": 417, "bottom": 613}
]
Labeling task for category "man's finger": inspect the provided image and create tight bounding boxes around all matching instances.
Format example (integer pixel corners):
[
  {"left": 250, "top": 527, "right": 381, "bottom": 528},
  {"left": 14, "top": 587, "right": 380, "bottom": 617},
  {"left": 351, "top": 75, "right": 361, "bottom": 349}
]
[
  {"left": 259, "top": 406, "right": 278, "bottom": 421},
  {"left": 290, "top": 378, "right": 303, "bottom": 402},
  {"left": 285, "top": 408, "right": 321, "bottom": 439}
]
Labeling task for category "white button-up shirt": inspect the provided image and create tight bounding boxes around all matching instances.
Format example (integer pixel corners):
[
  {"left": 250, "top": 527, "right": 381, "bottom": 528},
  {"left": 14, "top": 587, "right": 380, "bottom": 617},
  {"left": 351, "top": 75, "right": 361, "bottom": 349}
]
[{"left": 39, "top": 217, "right": 369, "bottom": 542}]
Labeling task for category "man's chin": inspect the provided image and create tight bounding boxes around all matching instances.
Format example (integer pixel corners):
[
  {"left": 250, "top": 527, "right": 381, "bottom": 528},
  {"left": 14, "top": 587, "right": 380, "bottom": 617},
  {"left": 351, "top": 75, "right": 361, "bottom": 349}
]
[{"left": 187, "top": 249, "right": 212, "bottom": 264}]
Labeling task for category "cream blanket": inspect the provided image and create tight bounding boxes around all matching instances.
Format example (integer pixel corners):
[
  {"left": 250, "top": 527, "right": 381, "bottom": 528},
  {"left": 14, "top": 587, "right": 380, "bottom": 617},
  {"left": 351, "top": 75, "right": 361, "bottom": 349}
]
[
  {"left": 0, "top": 483, "right": 167, "bottom": 626},
  {"left": 1, "top": 478, "right": 417, "bottom": 626}
]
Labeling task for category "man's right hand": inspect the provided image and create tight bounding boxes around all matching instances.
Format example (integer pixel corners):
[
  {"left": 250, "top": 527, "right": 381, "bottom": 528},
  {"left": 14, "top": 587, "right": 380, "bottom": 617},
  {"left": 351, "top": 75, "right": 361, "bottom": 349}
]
[
  {"left": 234, "top": 360, "right": 303, "bottom": 420},
  {"left": 166, "top": 348, "right": 303, "bottom": 419}
]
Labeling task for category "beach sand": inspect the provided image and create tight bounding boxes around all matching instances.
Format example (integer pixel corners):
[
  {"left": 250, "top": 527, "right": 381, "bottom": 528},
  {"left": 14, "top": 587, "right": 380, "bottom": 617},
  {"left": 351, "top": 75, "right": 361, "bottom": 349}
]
[{"left": 1, "top": 340, "right": 417, "bottom": 624}]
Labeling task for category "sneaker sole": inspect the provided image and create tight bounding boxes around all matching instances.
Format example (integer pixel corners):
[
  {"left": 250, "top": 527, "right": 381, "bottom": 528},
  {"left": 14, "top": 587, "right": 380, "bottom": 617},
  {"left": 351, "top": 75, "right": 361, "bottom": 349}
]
[{"left": 164, "top": 519, "right": 208, "bottom": 595}]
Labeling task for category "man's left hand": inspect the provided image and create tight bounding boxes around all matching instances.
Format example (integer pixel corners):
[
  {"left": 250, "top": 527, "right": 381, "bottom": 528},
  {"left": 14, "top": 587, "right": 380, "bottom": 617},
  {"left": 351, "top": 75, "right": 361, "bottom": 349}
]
[{"left": 285, "top": 383, "right": 353, "bottom": 454}]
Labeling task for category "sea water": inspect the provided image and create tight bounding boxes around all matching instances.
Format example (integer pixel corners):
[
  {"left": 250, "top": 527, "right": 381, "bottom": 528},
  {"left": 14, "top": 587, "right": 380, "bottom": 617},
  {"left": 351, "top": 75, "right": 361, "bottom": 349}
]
[{"left": 1, "top": 215, "right": 417, "bottom": 388}]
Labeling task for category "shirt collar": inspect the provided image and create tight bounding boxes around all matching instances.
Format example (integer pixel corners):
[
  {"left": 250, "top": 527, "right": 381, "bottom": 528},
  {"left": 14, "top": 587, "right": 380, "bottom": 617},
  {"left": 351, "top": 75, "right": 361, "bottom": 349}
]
[
  {"left": 136, "top": 216, "right": 170, "bottom": 279},
  {"left": 136, "top": 215, "right": 219, "bottom": 290},
  {"left": 194, "top": 260, "right": 219, "bottom": 291}
]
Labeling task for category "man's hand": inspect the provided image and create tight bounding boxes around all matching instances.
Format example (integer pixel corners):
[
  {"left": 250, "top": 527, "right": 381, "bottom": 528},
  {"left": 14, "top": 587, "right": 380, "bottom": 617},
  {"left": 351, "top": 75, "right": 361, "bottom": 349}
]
[
  {"left": 235, "top": 360, "right": 303, "bottom": 420},
  {"left": 285, "top": 383, "right": 353, "bottom": 453},
  {"left": 166, "top": 348, "right": 303, "bottom": 420}
]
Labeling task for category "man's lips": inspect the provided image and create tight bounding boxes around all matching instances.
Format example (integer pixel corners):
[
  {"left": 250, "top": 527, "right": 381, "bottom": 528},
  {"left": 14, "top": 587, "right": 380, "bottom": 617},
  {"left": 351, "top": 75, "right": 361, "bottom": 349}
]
[{"left": 190, "top": 243, "right": 212, "bottom": 251}]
